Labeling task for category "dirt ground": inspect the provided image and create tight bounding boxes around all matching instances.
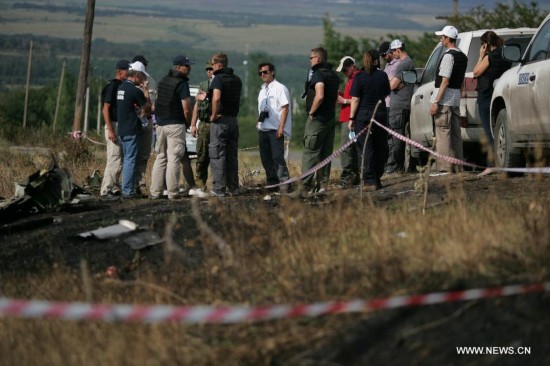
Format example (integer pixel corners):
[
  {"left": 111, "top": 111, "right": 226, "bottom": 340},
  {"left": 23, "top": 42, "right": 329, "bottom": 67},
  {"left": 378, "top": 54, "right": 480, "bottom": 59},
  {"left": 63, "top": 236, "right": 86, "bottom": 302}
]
[{"left": 1, "top": 171, "right": 549, "bottom": 365}]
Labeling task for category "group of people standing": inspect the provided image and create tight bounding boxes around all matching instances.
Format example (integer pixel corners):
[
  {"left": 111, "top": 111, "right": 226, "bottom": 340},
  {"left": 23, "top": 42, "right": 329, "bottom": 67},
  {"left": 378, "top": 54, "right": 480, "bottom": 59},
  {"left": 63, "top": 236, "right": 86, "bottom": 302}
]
[
  {"left": 98, "top": 24, "right": 504, "bottom": 199},
  {"left": 99, "top": 52, "right": 243, "bottom": 199}
]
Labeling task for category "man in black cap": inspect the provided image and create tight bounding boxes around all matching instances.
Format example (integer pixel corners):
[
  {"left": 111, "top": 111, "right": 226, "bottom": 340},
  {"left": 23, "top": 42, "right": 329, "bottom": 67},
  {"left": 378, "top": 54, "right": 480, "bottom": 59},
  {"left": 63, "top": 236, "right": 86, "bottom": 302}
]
[
  {"left": 150, "top": 55, "right": 200, "bottom": 199},
  {"left": 131, "top": 54, "right": 157, "bottom": 196},
  {"left": 100, "top": 59, "right": 129, "bottom": 197},
  {"left": 132, "top": 55, "right": 149, "bottom": 67}
]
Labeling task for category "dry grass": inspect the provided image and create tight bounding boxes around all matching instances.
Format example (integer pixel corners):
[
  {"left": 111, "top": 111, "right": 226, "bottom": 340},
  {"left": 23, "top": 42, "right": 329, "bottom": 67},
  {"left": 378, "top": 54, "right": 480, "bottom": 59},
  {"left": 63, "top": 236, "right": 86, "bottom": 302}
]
[{"left": 1, "top": 132, "right": 550, "bottom": 365}]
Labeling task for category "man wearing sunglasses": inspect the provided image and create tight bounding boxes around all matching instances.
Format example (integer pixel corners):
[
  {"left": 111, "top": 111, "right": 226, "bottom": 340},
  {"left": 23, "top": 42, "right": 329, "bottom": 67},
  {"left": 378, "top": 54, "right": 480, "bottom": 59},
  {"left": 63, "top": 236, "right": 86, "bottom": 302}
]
[
  {"left": 256, "top": 63, "right": 292, "bottom": 192},
  {"left": 292, "top": 47, "right": 339, "bottom": 197},
  {"left": 207, "top": 53, "right": 243, "bottom": 197}
]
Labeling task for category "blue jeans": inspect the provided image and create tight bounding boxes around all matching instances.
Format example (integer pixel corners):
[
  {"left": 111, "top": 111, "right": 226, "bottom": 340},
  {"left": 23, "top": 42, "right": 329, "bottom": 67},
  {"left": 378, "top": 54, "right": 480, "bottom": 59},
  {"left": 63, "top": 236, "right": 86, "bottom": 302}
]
[
  {"left": 477, "top": 90, "right": 493, "bottom": 146},
  {"left": 120, "top": 134, "right": 140, "bottom": 197}
]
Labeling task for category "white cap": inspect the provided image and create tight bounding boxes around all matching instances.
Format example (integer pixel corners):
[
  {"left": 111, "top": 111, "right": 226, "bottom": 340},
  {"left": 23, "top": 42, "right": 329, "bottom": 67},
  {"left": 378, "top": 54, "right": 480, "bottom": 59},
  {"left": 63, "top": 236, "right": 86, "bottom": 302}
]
[
  {"left": 129, "top": 61, "right": 149, "bottom": 76},
  {"left": 336, "top": 56, "right": 355, "bottom": 72},
  {"left": 435, "top": 25, "right": 459, "bottom": 39},
  {"left": 390, "top": 39, "right": 404, "bottom": 50}
]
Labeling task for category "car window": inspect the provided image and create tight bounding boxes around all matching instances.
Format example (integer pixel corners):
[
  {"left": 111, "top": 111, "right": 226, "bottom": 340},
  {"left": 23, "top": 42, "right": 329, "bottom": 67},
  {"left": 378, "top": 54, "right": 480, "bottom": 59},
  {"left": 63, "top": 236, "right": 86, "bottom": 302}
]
[
  {"left": 525, "top": 19, "right": 550, "bottom": 62},
  {"left": 467, "top": 37, "right": 482, "bottom": 71},
  {"left": 420, "top": 43, "right": 445, "bottom": 84}
]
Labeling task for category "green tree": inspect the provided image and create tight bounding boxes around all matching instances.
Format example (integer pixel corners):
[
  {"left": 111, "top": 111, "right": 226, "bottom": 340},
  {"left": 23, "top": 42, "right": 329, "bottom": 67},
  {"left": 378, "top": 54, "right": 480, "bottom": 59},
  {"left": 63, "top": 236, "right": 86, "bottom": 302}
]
[{"left": 447, "top": 0, "right": 547, "bottom": 31}]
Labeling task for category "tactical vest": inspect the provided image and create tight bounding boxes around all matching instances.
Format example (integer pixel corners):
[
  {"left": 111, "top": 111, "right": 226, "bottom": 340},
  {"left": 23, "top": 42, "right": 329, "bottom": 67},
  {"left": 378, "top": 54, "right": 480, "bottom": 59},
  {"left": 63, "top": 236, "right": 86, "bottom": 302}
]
[
  {"left": 209, "top": 70, "right": 242, "bottom": 117},
  {"left": 435, "top": 49, "right": 468, "bottom": 89},
  {"left": 306, "top": 66, "right": 340, "bottom": 117},
  {"left": 155, "top": 70, "right": 188, "bottom": 121}
]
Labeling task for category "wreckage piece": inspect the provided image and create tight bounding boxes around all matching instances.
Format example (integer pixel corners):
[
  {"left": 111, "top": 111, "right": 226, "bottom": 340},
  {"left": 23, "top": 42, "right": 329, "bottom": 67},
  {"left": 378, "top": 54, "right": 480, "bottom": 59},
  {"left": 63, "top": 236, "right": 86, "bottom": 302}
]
[
  {"left": 0, "top": 156, "right": 88, "bottom": 223},
  {"left": 78, "top": 220, "right": 138, "bottom": 240},
  {"left": 124, "top": 231, "right": 163, "bottom": 250}
]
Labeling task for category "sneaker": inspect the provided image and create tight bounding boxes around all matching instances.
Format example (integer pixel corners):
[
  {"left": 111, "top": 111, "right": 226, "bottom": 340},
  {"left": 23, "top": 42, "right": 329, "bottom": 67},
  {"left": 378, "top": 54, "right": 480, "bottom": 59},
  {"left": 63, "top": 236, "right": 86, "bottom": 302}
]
[
  {"left": 189, "top": 187, "right": 210, "bottom": 197},
  {"left": 149, "top": 194, "right": 162, "bottom": 200},
  {"left": 209, "top": 190, "right": 226, "bottom": 198},
  {"left": 101, "top": 191, "right": 121, "bottom": 201},
  {"left": 189, "top": 187, "right": 209, "bottom": 198},
  {"left": 168, "top": 194, "right": 183, "bottom": 200},
  {"left": 229, "top": 189, "right": 239, "bottom": 197}
]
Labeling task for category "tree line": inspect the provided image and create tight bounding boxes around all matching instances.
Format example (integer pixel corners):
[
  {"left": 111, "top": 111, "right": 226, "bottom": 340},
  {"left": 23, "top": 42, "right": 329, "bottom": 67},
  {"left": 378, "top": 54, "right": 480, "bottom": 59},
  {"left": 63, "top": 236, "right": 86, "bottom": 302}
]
[{"left": 1, "top": 1, "right": 546, "bottom": 146}]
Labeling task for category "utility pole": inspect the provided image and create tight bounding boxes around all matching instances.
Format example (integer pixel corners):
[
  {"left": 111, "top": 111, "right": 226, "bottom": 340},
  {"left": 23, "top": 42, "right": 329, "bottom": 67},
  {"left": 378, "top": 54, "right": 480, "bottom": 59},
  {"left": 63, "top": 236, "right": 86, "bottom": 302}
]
[
  {"left": 23, "top": 40, "right": 33, "bottom": 129},
  {"left": 436, "top": 0, "right": 459, "bottom": 20},
  {"left": 72, "top": 0, "right": 95, "bottom": 135},
  {"left": 53, "top": 59, "right": 66, "bottom": 132}
]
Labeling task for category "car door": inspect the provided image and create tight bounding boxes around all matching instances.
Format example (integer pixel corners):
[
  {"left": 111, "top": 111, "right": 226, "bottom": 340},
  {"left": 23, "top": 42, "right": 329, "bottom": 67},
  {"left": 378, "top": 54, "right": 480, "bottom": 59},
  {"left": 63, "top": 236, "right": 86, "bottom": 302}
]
[
  {"left": 508, "top": 19, "right": 550, "bottom": 141},
  {"left": 409, "top": 43, "right": 445, "bottom": 147}
]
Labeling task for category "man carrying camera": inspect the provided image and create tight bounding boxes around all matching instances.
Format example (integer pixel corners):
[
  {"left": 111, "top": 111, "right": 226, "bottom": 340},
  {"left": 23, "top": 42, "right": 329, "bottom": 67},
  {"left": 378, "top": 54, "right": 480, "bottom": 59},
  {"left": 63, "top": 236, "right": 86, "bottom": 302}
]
[{"left": 256, "top": 62, "right": 292, "bottom": 191}]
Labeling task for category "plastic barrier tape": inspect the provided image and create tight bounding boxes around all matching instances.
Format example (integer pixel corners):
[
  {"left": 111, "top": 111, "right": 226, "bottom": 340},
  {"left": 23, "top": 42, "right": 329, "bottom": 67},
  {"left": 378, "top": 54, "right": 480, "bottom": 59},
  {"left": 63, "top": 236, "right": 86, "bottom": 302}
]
[{"left": 1, "top": 282, "right": 548, "bottom": 324}]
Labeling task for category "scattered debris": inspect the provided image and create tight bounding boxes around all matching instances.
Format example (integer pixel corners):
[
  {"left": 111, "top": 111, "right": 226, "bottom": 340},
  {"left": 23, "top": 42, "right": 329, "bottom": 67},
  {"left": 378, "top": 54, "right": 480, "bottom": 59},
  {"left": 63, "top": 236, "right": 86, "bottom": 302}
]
[
  {"left": 124, "top": 231, "right": 162, "bottom": 250},
  {"left": 0, "top": 156, "right": 88, "bottom": 223},
  {"left": 78, "top": 220, "right": 138, "bottom": 240}
]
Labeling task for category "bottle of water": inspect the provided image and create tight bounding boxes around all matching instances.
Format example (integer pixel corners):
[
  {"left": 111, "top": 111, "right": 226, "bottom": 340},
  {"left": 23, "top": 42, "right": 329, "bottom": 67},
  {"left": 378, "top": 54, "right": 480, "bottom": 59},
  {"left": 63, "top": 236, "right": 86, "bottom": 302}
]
[{"left": 348, "top": 130, "right": 356, "bottom": 140}]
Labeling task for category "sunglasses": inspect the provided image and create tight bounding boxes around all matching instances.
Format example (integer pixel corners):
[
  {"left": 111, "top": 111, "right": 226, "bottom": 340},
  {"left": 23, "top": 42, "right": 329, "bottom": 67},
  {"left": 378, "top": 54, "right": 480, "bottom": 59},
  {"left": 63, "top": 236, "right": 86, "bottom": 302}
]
[
  {"left": 309, "top": 55, "right": 318, "bottom": 60},
  {"left": 258, "top": 70, "right": 270, "bottom": 76}
]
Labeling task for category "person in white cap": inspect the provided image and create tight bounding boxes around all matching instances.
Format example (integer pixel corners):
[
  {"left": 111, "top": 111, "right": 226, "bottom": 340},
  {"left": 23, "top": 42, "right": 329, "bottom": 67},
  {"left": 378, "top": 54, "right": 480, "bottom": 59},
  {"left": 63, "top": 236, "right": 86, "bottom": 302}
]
[
  {"left": 386, "top": 39, "right": 415, "bottom": 174},
  {"left": 430, "top": 25, "right": 468, "bottom": 172},
  {"left": 116, "top": 61, "right": 152, "bottom": 198},
  {"left": 335, "top": 55, "right": 360, "bottom": 188}
]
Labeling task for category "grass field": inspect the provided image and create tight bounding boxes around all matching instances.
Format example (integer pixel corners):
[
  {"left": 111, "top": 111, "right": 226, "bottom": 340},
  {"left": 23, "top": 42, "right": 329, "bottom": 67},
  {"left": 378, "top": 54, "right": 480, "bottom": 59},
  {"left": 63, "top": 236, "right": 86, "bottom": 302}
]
[{"left": 0, "top": 6, "right": 428, "bottom": 55}]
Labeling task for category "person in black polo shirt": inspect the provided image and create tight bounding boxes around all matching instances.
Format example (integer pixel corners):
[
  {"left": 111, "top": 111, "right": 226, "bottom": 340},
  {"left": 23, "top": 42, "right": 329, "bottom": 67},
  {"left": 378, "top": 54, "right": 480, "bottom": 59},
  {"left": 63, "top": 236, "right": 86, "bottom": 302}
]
[{"left": 208, "top": 53, "right": 243, "bottom": 197}]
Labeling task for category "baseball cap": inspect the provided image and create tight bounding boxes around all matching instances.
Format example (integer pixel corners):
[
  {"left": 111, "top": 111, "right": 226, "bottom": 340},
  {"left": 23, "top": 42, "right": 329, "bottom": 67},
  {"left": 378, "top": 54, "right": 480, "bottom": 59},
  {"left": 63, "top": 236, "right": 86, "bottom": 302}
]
[
  {"left": 173, "top": 55, "right": 196, "bottom": 66},
  {"left": 336, "top": 56, "right": 355, "bottom": 72},
  {"left": 390, "top": 39, "right": 404, "bottom": 50},
  {"left": 129, "top": 61, "right": 149, "bottom": 76},
  {"left": 205, "top": 61, "right": 213, "bottom": 70},
  {"left": 115, "top": 59, "right": 130, "bottom": 70},
  {"left": 435, "top": 25, "right": 459, "bottom": 39},
  {"left": 132, "top": 55, "right": 149, "bottom": 67},
  {"left": 378, "top": 41, "right": 391, "bottom": 55}
]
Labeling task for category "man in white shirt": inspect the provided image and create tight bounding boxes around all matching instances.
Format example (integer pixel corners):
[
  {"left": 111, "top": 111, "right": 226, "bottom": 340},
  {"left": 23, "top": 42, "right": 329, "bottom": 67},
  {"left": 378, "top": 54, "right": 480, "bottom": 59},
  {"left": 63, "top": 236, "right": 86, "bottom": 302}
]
[{"left": 256, "top": 62, "right": 292, "bottom": 192}]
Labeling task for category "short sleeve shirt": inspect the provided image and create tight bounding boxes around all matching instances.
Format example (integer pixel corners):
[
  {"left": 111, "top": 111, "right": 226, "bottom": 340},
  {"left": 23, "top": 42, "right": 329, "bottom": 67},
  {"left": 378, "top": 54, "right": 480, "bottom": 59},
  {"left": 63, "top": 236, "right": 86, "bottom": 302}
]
[
  {"left": 257, "top": 79, "right": 292, "bottom": 137},
  {"left": 116, "top": 80, "right": 147, "bottom": 136},
  {"left": 390, "top": 56, "right": 415, "bottom": 110},
  {"left": 102, "top": 79, "right": 122, "bottom": 122}
]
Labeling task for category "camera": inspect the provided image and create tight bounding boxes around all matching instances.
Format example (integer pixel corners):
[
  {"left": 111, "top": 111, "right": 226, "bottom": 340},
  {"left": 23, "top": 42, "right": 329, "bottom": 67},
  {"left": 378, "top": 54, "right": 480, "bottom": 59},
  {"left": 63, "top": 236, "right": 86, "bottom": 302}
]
[{"left": 258, "top": 111, "right": 269, "bottom": 122}]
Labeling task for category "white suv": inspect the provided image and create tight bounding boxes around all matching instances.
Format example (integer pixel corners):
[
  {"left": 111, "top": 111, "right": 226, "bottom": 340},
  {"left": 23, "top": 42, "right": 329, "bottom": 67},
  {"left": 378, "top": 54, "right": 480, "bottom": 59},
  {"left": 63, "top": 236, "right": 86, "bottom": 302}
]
[
  {"left": 491, "top": 14, "right": 550, "bottom": 169},
  {"left": 406, "top": 27, "right": 535, "bottom": 170}
]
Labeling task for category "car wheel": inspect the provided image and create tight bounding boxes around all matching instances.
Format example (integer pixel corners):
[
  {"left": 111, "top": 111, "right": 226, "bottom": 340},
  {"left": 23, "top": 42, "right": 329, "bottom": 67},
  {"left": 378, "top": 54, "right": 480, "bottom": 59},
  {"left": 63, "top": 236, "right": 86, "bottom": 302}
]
[
  {"left": 494, "top": 108, "right": 525, "bottom": 175},
  {"left": 404, "top": 122, "right": 418, "bottom": 173}
]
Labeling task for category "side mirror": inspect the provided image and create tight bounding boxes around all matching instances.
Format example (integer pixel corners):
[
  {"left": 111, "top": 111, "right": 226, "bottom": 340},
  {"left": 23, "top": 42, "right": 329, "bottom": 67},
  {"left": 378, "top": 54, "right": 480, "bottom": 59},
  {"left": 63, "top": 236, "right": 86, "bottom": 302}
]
[
  {"left": 502, "top": 44, "right": 522, "bottom": 63},
  {"left": 402, "top": 70, "right": 418, "bottom": 84}
]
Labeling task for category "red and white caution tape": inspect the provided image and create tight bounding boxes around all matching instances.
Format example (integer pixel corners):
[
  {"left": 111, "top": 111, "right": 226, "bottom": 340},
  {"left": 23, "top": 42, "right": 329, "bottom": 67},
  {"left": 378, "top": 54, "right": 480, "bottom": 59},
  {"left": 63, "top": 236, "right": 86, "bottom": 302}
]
[
  {"left": 265, "top": 122, "right": 369, "bottom": 189},
  {"left": 371, "top": 119, "right": 550, "bottom": 174},
  {"left": 1, "top": 282, "right": 548, "bottom": 324}
]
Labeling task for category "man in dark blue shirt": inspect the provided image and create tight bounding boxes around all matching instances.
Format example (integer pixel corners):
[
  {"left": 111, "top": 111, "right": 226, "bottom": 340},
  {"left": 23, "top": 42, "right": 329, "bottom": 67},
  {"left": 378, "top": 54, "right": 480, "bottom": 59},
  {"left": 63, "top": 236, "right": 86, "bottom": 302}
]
[{"left": 116, "top": 61, "right": 151, "bottom": 198}]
